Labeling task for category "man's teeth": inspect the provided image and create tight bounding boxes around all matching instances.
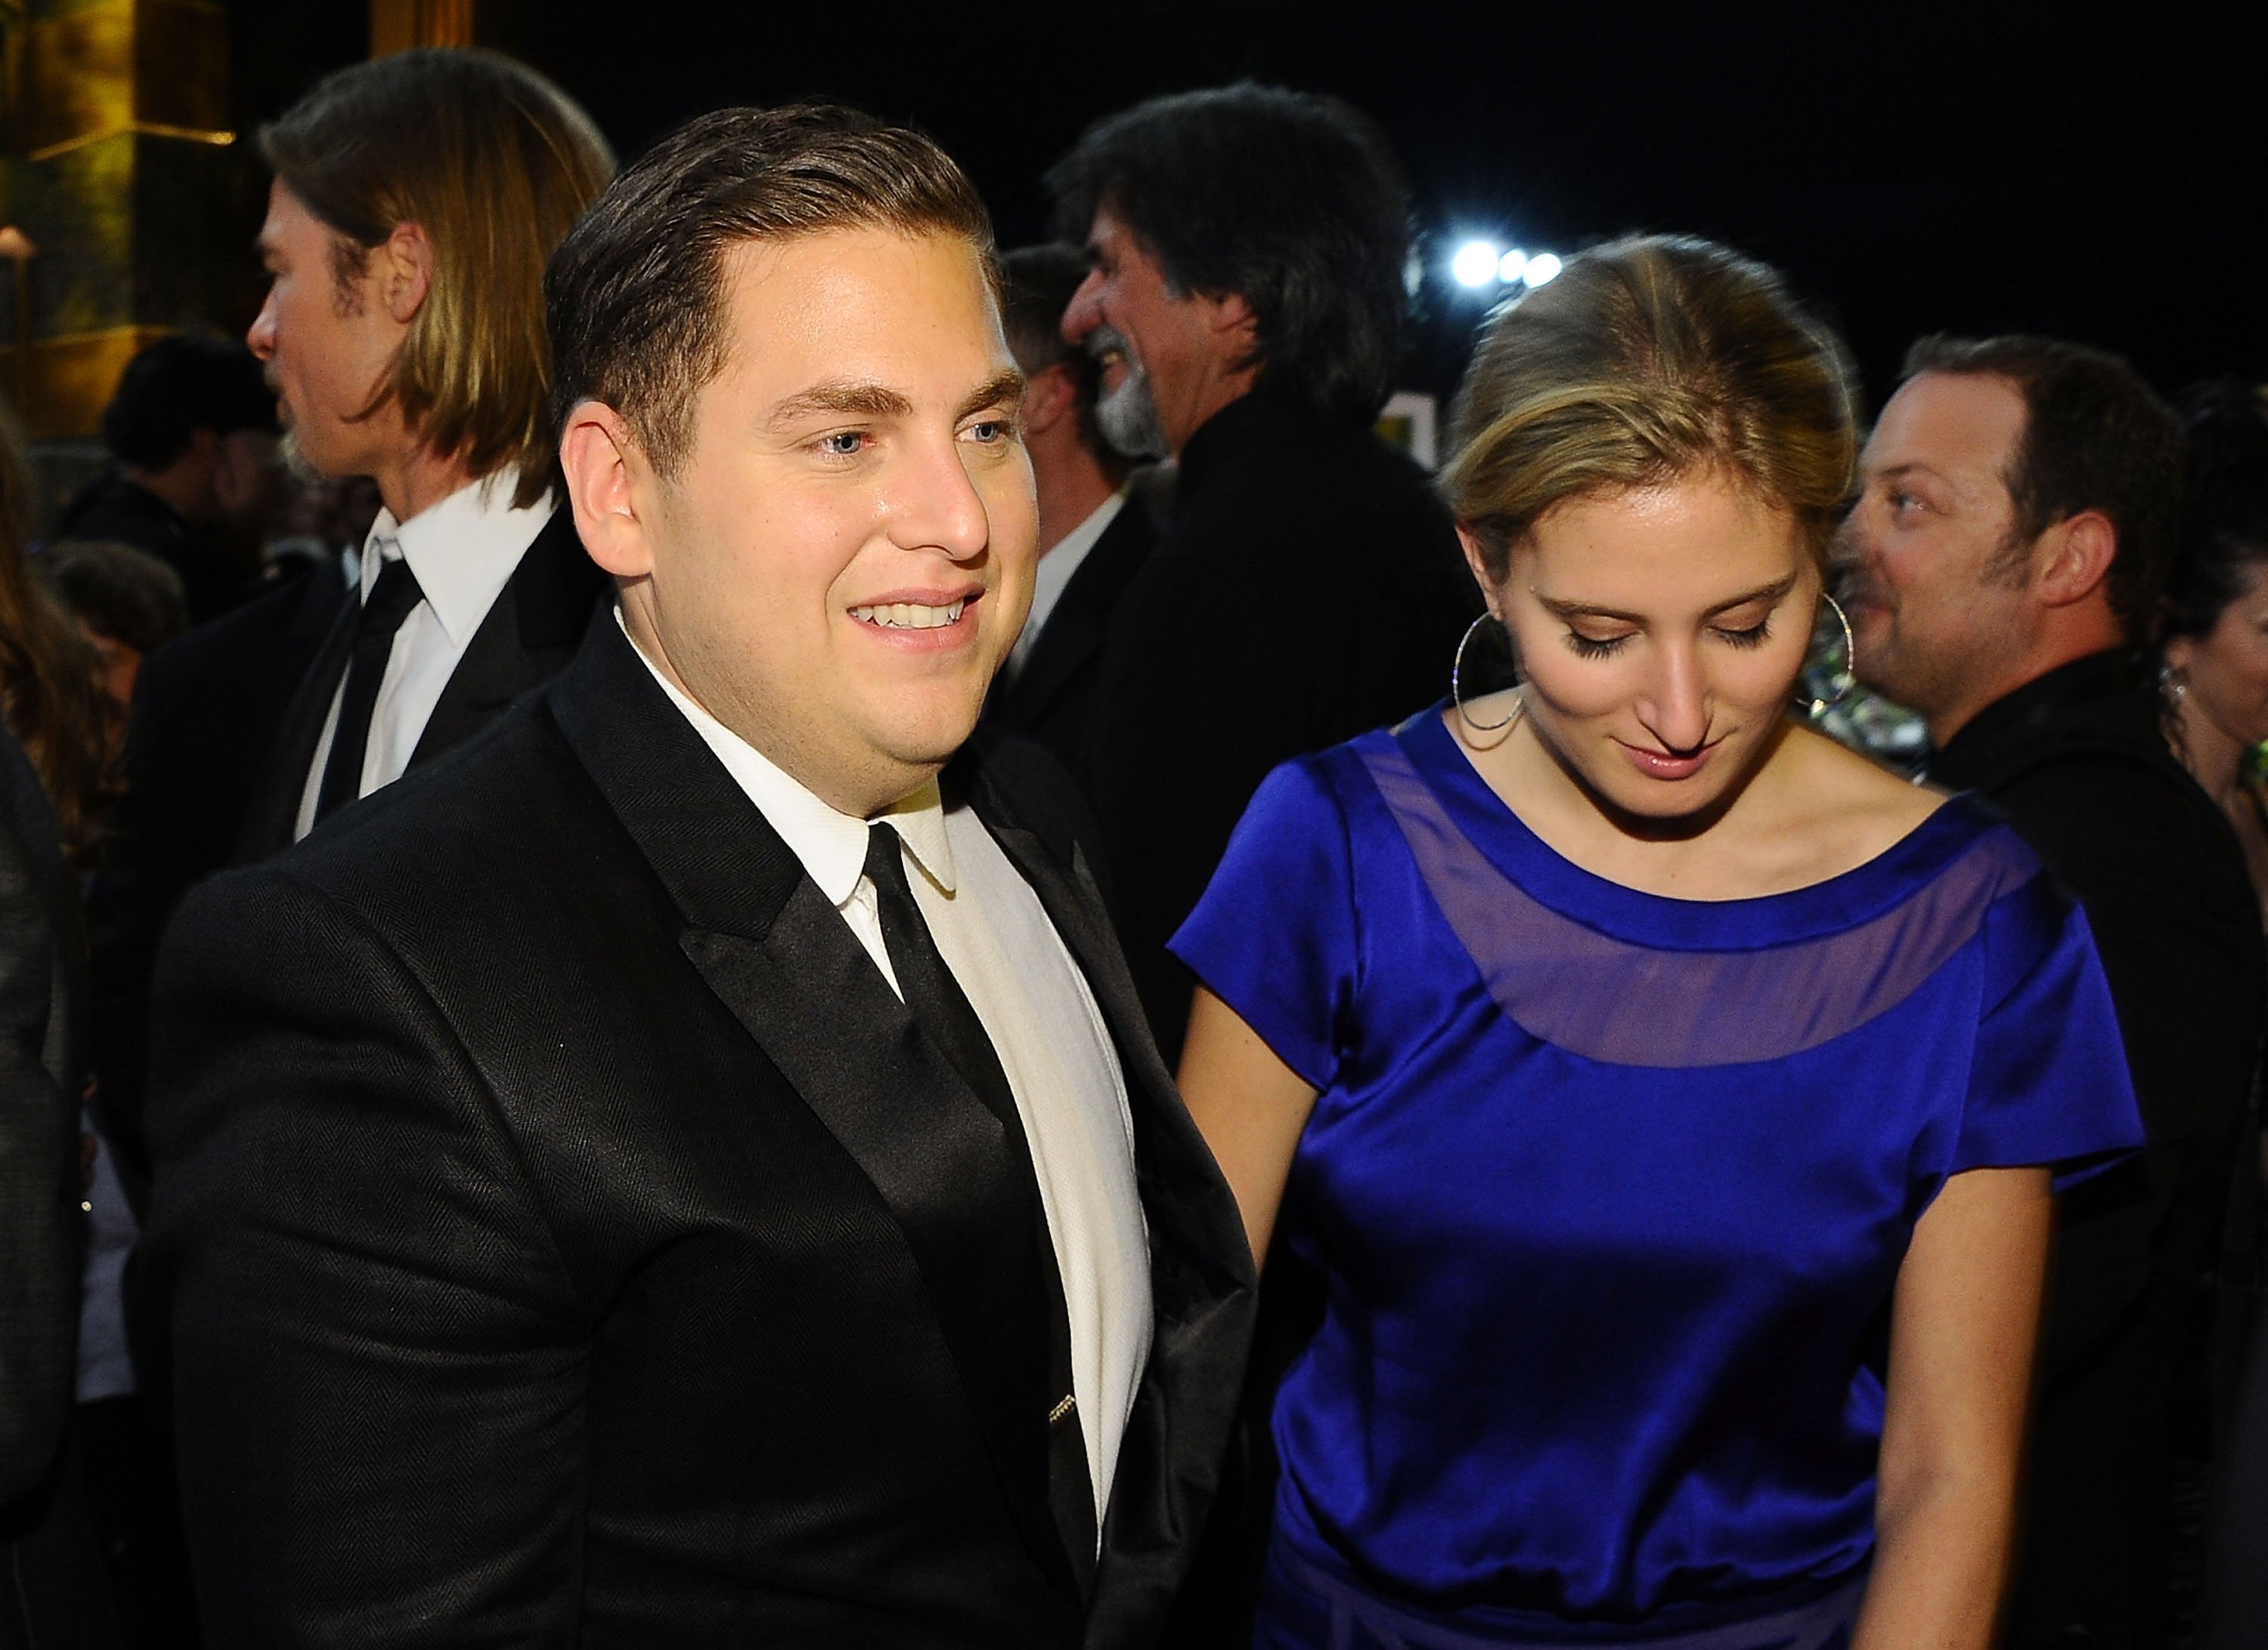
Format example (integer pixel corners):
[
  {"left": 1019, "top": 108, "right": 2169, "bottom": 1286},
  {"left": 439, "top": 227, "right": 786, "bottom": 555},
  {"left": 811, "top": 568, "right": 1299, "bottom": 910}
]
[{"left": 850, "top": 599, "right": 965, "bottom": 630}]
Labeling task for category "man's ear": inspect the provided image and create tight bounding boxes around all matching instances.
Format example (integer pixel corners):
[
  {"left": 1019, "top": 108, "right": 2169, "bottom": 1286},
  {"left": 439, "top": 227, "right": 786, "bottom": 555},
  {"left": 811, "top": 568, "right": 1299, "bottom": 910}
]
[
  {"left": 1206, "top": 288, "right": 1258, "bottom": 354},
  {"left": 1021, "top": 362, "right": 1077, "bottom": 439},
  {"left": 376, "top": 221, "right": 435, "bottom": 327},
  {"left": 559, "top": 402, "right": 655, "bottom": 579},
  {"left": 2036, "top": 509, "right": 2117, "bottom": 609}
]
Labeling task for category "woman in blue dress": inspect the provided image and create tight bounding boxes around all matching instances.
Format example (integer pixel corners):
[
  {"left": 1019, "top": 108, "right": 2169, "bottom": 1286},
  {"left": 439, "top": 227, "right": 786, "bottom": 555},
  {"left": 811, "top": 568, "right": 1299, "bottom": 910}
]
[{"left": 1173, "top": 235, "right": 2144, "bottom": 1650}]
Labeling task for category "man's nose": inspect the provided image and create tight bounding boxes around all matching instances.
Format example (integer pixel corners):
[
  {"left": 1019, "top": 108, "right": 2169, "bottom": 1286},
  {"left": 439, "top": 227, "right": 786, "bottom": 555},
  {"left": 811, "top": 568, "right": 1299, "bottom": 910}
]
[
  {"left": 246, "top": 296, "right": 277, "bottom": 362},
  {"left": 893, "top": 437, "right": 992, "bottom": 563},
  {"left": 1060, "top": 270, "right": 1102, "bottom": 345}
]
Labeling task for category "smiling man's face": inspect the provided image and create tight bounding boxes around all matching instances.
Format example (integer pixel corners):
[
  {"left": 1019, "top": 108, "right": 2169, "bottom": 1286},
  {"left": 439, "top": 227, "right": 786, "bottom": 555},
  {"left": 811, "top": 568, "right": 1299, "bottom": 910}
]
[
  {"left": 1060, "top": 204, "right": 1232, "bottom": 460},
  {"left": 1836, "top": 370, "right": 2036, "bottom": 732},
  {"left": 617, "top": 227, "right": 1036, "bottom": 815}
]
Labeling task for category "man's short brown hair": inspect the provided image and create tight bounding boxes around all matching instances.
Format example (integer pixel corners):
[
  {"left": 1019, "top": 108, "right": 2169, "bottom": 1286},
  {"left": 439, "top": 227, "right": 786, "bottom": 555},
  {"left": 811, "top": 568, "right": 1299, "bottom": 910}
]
[
  {"left": 546, "top": 104, "right": 997, "bottom": 478},
  {"left": 1900, "top": 334, "right": 2183, "bottom": 643},
  {"left": 261, "top": 48, "right": 615, "bottom": 507}
]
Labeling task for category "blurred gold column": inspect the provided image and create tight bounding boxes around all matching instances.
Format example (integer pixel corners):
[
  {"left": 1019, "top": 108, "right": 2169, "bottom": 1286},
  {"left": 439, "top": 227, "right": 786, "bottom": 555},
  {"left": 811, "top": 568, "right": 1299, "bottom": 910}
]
[
  {"left": 0, "top": 0, "right": 234, "bottom": 438},
  {"left": 370, "top": 0, "right": 473, "bottom": 54}
]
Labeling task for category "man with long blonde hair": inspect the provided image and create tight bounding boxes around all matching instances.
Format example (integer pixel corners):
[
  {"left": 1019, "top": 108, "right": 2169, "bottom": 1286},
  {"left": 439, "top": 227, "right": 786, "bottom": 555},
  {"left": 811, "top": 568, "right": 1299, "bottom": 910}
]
[{"left": 91, "top": 49, "right": 612, "bottom": 1193}]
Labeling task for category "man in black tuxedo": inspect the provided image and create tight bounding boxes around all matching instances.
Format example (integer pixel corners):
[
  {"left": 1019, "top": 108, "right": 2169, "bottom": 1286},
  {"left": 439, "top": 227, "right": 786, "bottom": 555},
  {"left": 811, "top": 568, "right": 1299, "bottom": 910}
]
[
  {"left": 88, "top": 50, "right": 614, "bottom": 1193},
  {"left": 1048, "top": 86, "right": 1476, "bottom": 1063},
  {"left": 982, "top": 243, "right": 1157, "bottom": 779},
  {"left": 142, "top": 104, "right": 1254, "bottom": 1648},
  {"left": 1841, "top": 334, "right": 2264, "bottom": 1649}
]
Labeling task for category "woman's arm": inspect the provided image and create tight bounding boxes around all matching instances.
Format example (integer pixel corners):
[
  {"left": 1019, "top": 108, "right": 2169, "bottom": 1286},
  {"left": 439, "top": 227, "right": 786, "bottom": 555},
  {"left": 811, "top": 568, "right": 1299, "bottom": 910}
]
[
  {"left": 1177, "top": 986, "right": 1321, "bottom": 1264},
  {"left": 1853, "top": 1164, "right": 2053, "bottom": 1650}
]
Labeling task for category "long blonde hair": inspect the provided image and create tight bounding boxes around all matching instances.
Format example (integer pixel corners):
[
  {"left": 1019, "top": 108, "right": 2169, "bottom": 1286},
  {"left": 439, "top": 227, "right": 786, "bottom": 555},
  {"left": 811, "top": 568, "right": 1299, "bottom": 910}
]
[
  {"left": 1443, "top": 235, "right": 1857, "bottom": 580},
  {"left": 260, "top": 48, "right": 616, "bottom": 507}
]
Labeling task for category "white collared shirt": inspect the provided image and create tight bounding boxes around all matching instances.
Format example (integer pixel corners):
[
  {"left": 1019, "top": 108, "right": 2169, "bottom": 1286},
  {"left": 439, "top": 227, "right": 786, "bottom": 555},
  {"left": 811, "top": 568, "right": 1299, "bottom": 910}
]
[
  {"left": 623, "top": 614, "right": 1153, "bottom": 1537},
  {"left": 1005, "top": 486, "right": 1127, "bottom": 682},
  {"left": 293, "top": 472, "right": 554, "bottom": 841}
]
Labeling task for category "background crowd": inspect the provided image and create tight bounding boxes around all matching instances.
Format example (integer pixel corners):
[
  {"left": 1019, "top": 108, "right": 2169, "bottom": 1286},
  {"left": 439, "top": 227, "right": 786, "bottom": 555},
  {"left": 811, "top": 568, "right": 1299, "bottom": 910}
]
[{"left": 0, "top": 32, "right": 2260, "bottom": 1650}]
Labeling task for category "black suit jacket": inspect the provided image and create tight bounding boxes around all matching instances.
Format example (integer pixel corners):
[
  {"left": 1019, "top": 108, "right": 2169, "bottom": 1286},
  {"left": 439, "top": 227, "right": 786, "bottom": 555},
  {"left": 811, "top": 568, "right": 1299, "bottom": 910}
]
[
  {"left": 141, "top": 619, "right": 1256, "bottom": 1648},
  {"left": 89, "top": 506, "right": 605, "bottom": 1194},
  {"left": 0, "top": 727, "right": 116, "bottom": 1648},
  {"left": 1931, "top": 651, "right": 2265, "bottom": 1648},
  {"left": 984, "top": 488, "right": 1158, "bottom": 776},
  {"left": 1079, "top": 391, "right": 1478, "bottom": 1061},
  {"left": 231, "top": 505, "right": 606, "bottom": 863}
]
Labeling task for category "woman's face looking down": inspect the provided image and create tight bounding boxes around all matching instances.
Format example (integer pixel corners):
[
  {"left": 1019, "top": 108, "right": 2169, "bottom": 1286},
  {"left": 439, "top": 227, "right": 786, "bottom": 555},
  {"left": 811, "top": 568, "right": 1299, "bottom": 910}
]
[{"left": 1471, "top": 468, "right": 1820, "bottom": 823}]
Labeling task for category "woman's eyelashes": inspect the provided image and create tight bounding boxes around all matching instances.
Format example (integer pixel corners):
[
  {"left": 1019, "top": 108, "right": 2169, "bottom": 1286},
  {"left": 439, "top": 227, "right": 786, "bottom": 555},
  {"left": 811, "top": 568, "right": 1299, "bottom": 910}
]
[{"left": 1560, "top": 617, "right": 1775, "bottom": 658}]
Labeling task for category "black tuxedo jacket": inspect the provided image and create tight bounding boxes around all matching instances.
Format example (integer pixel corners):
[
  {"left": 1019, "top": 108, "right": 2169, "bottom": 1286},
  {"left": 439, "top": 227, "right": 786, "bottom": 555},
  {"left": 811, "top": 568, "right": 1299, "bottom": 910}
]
[
  {"left": 89, "top": 507, "right": 604, "bottom": 1193},
  {"left": 141, "top": 618, "right": 1256, "bottom": 1648},
  {"left": 984, "top": 490, "right": 1157, "bottom": 776}
]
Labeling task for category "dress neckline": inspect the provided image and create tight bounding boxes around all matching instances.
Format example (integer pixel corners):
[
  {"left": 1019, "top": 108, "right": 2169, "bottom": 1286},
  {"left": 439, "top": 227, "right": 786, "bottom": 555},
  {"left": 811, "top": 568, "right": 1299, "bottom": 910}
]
[{"left": 1394, "top": 704, "right": 2000, "bottom": 952}]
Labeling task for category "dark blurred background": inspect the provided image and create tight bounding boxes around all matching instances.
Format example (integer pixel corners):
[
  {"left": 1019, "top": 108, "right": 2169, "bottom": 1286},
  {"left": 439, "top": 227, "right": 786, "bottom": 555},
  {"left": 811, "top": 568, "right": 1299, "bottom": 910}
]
[{"left": 11, "top": 1, "right": 2266, "bottom": 466}]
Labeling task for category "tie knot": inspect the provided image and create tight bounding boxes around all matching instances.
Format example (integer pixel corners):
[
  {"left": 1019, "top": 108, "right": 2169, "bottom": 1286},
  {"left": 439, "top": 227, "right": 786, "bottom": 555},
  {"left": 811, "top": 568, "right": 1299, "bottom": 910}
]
[
  {"left": 359, "top": 556, "right": 425, "bottom": 638},
  {"left": 863, "top": 822, "right": 909, "bottom": 898}
]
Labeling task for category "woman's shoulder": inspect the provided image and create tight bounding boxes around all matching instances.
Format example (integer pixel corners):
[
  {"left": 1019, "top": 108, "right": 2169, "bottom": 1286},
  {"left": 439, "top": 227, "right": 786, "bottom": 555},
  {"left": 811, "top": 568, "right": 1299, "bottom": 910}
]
[{"left": 1766, "top": 726, "right": 1968, "bottom": 871}]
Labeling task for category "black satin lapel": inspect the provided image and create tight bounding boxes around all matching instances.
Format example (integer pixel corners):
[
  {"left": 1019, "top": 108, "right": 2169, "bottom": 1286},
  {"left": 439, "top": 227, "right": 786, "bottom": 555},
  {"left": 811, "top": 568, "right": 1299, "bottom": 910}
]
[
  {"left": 677, "top": 880, "right": 1079, "bottom": 1605},
  {"left": 231, "top": 594, "right": 356, "bottom": 864},
  {"left": 984, "top": 817, "right": 1173, "bottom": 1107}
]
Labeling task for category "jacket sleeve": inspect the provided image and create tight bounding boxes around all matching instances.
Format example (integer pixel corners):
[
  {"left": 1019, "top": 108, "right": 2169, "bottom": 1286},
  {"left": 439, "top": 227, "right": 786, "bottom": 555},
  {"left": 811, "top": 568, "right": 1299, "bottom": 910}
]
[
  {"left": 0, "top": 748, "right": 79, "bottom": 1508},
  {"left": 142, "top": 868, "right": 592, "bottom": 1647}
]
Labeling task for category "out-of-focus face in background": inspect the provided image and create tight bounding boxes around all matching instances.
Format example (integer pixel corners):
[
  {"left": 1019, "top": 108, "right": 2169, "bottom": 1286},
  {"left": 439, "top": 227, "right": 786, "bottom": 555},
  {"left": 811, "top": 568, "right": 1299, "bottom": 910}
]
[
  {"left": 2167, "top": 566, "right": 2268, "bottom": 752},
  {"left": 1836, "top": 371, "right": 2034, "bottom": 723},
  {"left": 1060, "top": 205, "right": 1216, "bottom": 461}
]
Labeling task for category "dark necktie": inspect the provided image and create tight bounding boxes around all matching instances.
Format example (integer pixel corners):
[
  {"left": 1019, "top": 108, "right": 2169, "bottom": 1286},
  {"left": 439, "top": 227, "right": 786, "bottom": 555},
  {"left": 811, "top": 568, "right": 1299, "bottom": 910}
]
[
  {"left": 860, "top": 824, "right": 1099, "bottom": 1585},
  {"left": 314, "top": 556, "right": 425, "bottom": 824}
]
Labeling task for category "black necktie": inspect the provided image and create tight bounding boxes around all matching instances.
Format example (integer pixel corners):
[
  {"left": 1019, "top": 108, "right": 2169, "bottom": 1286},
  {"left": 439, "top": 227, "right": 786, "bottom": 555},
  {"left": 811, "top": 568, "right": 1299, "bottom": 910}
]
[
  {"left": 314, "top": 556, "right": 425, "bottom": 824},
  {"left": 861, "top": 824, "right": 1099, "bottom": 1586}
]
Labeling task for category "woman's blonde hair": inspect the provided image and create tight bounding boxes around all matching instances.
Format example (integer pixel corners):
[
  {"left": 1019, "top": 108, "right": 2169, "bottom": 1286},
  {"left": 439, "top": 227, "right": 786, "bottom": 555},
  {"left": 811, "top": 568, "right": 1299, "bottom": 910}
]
[
  {"left": 261, "top": 49, "right": 615, "bottom": 508},
  {"left": 1442, "top": 235, "right": 1857, "bottom": 580}
]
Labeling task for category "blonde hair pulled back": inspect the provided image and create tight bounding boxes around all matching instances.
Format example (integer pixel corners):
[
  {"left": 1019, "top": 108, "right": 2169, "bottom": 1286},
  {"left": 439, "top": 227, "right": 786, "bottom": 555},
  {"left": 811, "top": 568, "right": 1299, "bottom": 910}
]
[{"left": 1442, "top": 235, "right": 1857, "bottom": 583}]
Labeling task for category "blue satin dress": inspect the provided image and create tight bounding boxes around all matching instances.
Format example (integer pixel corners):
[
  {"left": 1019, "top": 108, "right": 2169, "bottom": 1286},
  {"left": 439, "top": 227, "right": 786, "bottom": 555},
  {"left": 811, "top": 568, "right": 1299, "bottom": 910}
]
[{"left": 1170, "top": 708, "right": 2144, "bottom": 1650}]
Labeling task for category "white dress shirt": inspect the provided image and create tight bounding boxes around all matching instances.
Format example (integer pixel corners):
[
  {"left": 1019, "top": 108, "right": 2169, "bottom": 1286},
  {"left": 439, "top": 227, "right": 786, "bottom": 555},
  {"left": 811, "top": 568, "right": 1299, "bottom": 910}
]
[
  {"left": 624, "top": 615, "right": 1153, "bottom": 1534},
  {"left": 293, "top": 472, "right": 554, "bottom": 841},
  {"left": 1005, "top": 485, "right": 1127, "bottom": 682}
]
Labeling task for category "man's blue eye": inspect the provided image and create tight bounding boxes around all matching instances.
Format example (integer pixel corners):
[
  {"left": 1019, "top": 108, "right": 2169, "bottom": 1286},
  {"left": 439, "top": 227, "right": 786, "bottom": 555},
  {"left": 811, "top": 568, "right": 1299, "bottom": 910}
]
[{"left": 820, "top": 432, "right": 863, "bottom": 457}]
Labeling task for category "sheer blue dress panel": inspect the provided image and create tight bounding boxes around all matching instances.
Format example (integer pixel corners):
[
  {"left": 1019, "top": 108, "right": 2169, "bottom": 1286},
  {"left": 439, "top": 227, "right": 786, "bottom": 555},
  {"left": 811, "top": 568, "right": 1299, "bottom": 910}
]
[{"left": 1169, "top": 709, "right": 2143, "bottom": 1630}]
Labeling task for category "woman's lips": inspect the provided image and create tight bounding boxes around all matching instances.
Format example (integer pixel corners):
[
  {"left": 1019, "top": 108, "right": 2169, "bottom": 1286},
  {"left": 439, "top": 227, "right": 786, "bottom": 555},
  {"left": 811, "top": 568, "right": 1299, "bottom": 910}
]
[{"left": 1616, "top": 738, "right": 1718, "bottom": 781}]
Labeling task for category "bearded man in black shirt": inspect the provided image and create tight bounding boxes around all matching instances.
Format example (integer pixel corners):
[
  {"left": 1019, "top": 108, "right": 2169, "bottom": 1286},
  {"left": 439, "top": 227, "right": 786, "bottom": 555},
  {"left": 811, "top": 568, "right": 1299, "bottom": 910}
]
[{"left": 1839, "top": 333, "right": 2263, "bottom": 1650}]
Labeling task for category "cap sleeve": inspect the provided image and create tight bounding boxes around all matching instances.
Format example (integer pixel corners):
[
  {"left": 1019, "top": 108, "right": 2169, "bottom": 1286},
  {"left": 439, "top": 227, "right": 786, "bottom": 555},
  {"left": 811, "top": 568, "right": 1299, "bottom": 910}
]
[
  {"left": 1955, "top": 873, "right": 2146, "bottom": 1192},
  {"left": 1168, "top": 755, "right": 1356, "bottom": 1091}
]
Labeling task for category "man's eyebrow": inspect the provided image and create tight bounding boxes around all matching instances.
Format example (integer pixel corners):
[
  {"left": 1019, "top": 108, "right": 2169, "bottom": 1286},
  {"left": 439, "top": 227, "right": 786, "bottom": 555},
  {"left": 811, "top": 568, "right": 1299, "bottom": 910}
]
[
  {"left": 763, "top": 381, "right": 915, "bottom": 432},
  {"left": 956, "top": 370, "right": 1027, "bottom": 423},
  {"left": 1535, "top": 571, "right": 1799, "bottom": 624},
  {"left": 1872, "top": 460, "right": 1948, "bottom": 487}
]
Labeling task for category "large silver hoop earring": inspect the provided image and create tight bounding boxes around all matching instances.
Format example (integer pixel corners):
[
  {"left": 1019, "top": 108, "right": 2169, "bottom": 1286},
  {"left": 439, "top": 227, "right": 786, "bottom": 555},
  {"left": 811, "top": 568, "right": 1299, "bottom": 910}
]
[
  {"left": 1452, "top": 612, "right": 1523, "bottom": 733},
  {"left": 1799, "top": 593, "right": 1857, "bottom": 719}
]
